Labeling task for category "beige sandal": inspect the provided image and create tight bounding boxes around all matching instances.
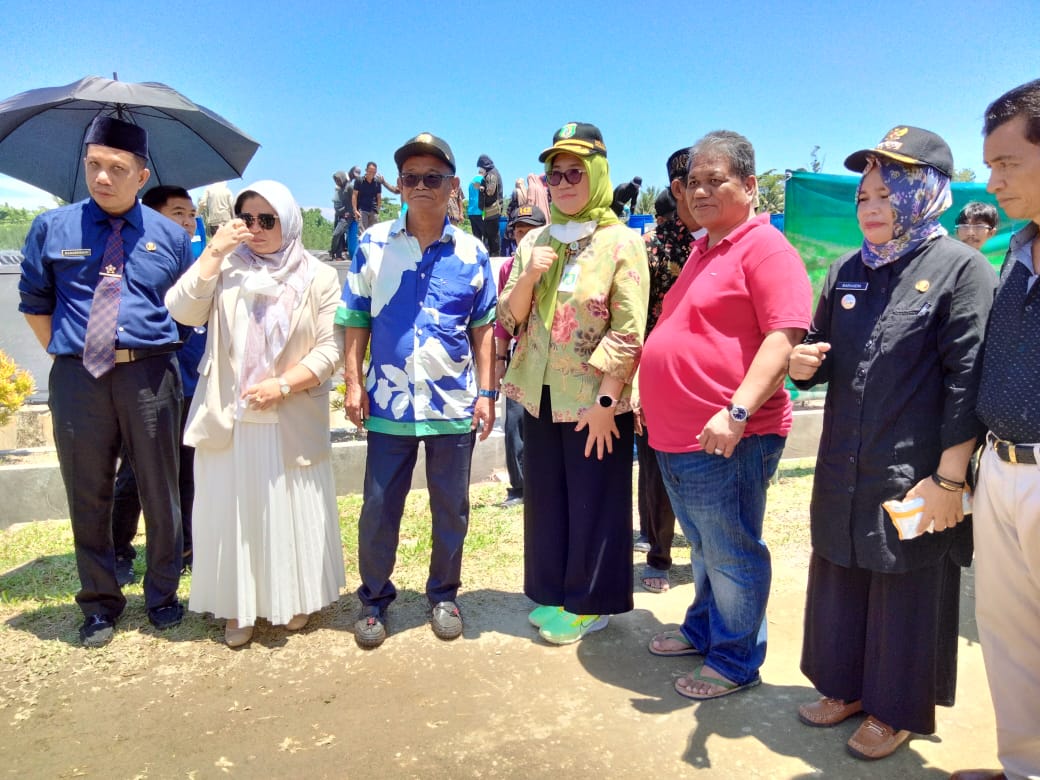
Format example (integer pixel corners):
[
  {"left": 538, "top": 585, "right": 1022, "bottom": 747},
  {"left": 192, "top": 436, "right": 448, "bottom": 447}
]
[{"left": 224, "top": 619, "right": 254, "bottom": 648}]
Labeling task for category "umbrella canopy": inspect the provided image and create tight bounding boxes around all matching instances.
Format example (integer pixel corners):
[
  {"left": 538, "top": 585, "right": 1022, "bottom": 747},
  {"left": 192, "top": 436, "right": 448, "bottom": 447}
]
[{"left": 0, "top": 75, "right": 260, "bottom": 203}]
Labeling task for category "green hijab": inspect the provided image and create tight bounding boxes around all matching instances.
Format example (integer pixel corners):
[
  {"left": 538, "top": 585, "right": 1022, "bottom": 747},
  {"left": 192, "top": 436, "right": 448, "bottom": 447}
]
[{"left": 536, "top": 152, "right": 619, "bottom": 331}]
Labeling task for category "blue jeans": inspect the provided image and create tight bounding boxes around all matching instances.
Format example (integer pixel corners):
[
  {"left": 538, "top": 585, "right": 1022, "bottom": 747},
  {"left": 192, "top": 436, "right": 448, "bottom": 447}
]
[
  {"left": 656, "top": 434, "right": 784, "bottom": 685},
  {"left": 357, "top": 430, "right": 476, "bottom": 612}
]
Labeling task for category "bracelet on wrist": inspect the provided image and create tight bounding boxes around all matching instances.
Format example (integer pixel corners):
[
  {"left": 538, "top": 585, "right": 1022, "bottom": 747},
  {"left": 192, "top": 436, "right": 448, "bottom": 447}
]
[
  {"left": 931, "top": 472, "right": 965, "bottom": 492},
  {"left": 478, "top": 388, "right": 500, "bottom": 400}
]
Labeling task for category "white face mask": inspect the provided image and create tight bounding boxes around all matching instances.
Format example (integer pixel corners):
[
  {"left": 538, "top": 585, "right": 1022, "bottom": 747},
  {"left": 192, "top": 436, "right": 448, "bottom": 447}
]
[{"left": 549, "top": 220, "right": 598, "bottom": 244}]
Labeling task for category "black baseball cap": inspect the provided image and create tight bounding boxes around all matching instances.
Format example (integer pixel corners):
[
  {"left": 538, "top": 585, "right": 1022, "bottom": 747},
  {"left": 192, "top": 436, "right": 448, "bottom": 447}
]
[
  {"left": 509, "top": 204, "right": 547, "bottom": 229},
  {"left": 394, "top": 132, "right": 456, "bottom": 173},
  {"left": 539, "top": 122, "right": 607, "bottom": 162},
  {"left": 844, "top": 126, "right": 953, "bottom": 178}
]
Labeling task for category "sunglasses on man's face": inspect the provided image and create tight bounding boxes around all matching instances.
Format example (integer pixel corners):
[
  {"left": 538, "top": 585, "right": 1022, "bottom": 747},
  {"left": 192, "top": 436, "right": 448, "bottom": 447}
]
[
  {"left": 400, "top": 172, "right": 453, "bottom": 189},
  {"left": 236, "top": 212, "right": 278, "bottom": 230},
  {"left": 547, "top": 168, "right": 585, "bottom": 186}
]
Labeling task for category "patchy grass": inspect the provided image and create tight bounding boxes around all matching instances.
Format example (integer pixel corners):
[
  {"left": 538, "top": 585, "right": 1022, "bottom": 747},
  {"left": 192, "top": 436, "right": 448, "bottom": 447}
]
[{"left": 0, "top": 464, "right": 815, "bottom": 691}]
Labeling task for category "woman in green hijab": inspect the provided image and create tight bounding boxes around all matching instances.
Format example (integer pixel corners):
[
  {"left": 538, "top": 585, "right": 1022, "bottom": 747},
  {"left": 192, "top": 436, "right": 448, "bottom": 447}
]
[{"left": 497, "top": 122, "right": 650, "bottom": 644}]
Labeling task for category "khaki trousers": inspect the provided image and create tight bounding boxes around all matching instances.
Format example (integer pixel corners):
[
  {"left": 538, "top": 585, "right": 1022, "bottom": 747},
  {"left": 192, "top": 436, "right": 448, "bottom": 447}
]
[{"left": 974, "top": 445, "right": 1040, "bottom": 780}]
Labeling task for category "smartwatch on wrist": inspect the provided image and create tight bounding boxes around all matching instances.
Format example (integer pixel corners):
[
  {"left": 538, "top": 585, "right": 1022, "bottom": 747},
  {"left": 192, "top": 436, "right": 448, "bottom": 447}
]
[
  {"left": 727, "top": 403, "right": 750, "bottom": 423},
  {"left": 478, "top": 388, "right": 500, "bottom": 401},
  {"left": 597, "top": 394, "right": 617, "bottom": 409}
]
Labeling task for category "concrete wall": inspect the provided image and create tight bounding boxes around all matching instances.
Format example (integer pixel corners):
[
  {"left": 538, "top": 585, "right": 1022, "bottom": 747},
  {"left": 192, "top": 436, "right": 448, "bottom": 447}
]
[
  {"left": 0, "top": 409, "right": 825, "bottom": 530},
  {"left": 0, "top": 430, "right": 507, "bottom": 530}
]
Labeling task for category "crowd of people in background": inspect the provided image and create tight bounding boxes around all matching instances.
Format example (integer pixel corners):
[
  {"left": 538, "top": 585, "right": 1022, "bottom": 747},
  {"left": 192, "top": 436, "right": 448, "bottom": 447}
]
[{"left": 16, "top": 76, "right": 1040, "bottom": 779}]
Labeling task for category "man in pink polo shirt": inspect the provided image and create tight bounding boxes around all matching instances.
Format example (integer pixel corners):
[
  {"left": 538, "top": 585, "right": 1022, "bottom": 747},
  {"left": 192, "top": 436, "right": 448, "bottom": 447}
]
[{"left": 640, "top": 130, "right": 812, "bottom": 701}]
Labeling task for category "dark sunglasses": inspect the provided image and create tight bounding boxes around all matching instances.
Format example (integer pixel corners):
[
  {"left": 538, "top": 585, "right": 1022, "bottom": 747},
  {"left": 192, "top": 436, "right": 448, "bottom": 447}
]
[
  {"left": 400, "top": 172, "right": 453, "bottom": 189},
  {"left": 547, "top": 168, "right": 585, "bottom": 186},
  {"left": 236, "top": 212, "right": 278, "bottom": 230}
]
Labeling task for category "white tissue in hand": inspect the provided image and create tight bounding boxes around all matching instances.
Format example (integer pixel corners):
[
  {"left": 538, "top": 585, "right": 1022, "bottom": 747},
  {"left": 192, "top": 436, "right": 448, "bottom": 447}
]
[
  {"left": 883, "top": 497, "right": 930, "bottom": 540},
  {"left": 883, "top": 490, "right": 974, "bottom": 541}
]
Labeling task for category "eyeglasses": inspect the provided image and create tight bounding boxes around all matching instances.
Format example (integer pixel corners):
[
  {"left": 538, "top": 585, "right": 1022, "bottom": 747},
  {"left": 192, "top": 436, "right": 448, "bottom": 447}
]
[
  {"left": 956, "top": 223, "right": 994, "bottom": 234},
  {"left": 547, "top": 168, "right": 585, "bottom": 186},
  {"left": 400, "top": 172, "right": 454, "bottom": 189},
  {"left": 236, "top": 212, "right": 278, "bottom": 230}
]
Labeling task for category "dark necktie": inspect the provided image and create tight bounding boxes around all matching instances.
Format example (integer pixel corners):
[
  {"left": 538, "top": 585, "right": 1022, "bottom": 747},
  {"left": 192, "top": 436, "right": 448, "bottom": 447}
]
[{"left": 82, "top": 217, "right": 126, "bottom": 378}]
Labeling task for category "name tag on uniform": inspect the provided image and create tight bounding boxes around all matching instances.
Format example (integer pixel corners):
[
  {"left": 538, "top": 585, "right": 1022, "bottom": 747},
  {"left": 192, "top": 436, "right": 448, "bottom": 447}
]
[
  {"left": 836, "top": 281, "right": 868, "bottom": 291},
  {"left": 558, "top": 262, "right": 580, "bottom": 293},
  {"left": 61, "top": 249, "right": 92, "bottom": 257}
]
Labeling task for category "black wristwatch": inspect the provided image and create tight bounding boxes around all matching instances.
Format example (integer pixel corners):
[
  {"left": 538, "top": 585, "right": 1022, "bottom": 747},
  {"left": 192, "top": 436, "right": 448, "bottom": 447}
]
[
  {"left": 727, "top": 403, "right": 750, "bottom": 423},
  {"left": 597, "top": 395, "right": 617, "bottom": 408}
]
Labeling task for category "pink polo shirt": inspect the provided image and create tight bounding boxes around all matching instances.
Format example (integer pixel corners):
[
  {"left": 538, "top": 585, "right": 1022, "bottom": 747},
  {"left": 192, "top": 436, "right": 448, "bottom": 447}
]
[{"left": 640, "top": 213, "right": 811, "bottom": 453}]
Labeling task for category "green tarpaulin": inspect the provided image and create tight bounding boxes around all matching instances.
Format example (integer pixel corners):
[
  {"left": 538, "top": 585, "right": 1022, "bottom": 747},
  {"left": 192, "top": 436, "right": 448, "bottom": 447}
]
[{"left": 784, "top": 170, "right": 1021, "bottom": 297}]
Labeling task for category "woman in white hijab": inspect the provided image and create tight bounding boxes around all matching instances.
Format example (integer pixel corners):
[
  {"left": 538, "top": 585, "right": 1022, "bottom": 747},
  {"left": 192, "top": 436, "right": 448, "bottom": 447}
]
[{"left": 166, "top": 180, "right": 345, "bottom": 648}]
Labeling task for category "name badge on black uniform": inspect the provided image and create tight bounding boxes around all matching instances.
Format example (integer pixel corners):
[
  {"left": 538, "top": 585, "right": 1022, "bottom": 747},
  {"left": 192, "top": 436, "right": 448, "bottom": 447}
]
[{"left": 836, "top": 281, "right": 868, "bottom": 291}]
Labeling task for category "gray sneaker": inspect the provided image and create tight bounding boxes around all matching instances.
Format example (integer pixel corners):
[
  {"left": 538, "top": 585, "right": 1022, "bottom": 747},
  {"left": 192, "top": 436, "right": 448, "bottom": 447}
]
[
  {"left": 79, "top": 614, "right": 115, "bottom": 647},
  {"left": 354, "top": 606, "right": 387, "bottom": 649},
  {"left": 430, "top": 601, "right": 463, "bottom": 641}
]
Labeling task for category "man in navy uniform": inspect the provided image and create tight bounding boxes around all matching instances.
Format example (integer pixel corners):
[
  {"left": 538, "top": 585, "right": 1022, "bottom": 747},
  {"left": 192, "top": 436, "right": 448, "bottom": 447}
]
[{"left": 19, "top": 116, "right": 192, "bottom": 646}]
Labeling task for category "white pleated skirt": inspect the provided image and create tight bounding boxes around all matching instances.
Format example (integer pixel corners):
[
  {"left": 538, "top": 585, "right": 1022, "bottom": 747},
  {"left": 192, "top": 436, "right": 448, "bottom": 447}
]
[{"left": 188, "top": 421, "right": 345, "bottom": 627}]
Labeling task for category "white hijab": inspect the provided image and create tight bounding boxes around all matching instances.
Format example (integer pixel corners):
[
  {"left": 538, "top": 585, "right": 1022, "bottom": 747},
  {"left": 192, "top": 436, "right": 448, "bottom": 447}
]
[{"left": 232, "top": 180, "right": 317, "bottom": 390}]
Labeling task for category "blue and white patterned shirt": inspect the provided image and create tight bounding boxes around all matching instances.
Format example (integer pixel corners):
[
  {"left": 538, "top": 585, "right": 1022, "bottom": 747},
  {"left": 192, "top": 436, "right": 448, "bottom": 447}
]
[{"left": 338, "top": 216, "right": 497, "bottom": 436}]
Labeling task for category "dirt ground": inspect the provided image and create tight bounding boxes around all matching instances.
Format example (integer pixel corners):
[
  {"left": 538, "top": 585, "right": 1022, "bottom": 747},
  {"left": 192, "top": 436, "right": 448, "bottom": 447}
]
[{"left": 0, "top": 509, "right": 997, "bottom": 779}]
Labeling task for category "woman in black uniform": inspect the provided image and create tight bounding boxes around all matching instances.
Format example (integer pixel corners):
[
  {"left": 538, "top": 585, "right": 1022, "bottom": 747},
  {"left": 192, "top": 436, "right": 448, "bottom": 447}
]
[{"left": 788, "top": 127, "right": 995, "bottom": 761}]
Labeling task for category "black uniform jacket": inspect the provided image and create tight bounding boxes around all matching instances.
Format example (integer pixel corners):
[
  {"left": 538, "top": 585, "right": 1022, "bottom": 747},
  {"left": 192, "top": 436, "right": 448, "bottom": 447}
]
[{"left": 794, "top": 236, "right": 995, "bottom": 573}]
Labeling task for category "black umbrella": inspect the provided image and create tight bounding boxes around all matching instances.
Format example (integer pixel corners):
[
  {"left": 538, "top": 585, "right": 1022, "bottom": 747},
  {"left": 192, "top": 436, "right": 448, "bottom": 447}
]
[{"left": 0, "top": 75, "right": 260, "bottom": 203}]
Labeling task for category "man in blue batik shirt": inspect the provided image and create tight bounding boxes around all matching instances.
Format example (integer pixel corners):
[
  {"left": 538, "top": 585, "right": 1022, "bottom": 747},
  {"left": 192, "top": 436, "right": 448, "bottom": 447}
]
[
  {"left": 19, "top": 116, "right": 193, "bottom": 647},
  {"left": 339, "top": 132, "right": 497, "bottom": 650}
]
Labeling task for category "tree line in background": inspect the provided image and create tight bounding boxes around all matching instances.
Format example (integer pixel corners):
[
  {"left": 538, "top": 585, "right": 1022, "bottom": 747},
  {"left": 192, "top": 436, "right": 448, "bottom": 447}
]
[
  {"left": 0, "top": 204, "right": 47, "bottom": 251},
  {"left": 0, "top": 151, "right": 983, "bottom": 252}
]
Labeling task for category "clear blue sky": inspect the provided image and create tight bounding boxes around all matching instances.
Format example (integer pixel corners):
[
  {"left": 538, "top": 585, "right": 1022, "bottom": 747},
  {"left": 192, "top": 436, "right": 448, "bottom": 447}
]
[{"left": 1, "top": 0, "right": 1037, "bottom": 213}]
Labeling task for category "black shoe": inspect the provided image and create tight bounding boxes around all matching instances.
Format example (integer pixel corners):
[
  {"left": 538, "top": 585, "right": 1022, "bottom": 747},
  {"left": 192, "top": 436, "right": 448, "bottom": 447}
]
[
  {"left": 114, "top": 556, "right": 136, "bottom": 587},
  {"left": 79, "top": 613, "right": 115, "bottom": 647},
  {"left": 354, "top": 605, "right": 387, "bottom": 649},
  {"left": 430, "top": 601, "right": 463, "bottom": 641},
  {"left": 498, "top": 495, "right": 524, "bottom": 508},
  {"left": 148, "top": 602, "right": 184, "bottom": 630}
]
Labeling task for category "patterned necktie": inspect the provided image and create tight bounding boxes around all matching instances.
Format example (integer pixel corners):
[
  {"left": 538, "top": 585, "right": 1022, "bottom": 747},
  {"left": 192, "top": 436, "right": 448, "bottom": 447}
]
[{"left": 82, "top": 217, "right": 126, "bottom": 378}]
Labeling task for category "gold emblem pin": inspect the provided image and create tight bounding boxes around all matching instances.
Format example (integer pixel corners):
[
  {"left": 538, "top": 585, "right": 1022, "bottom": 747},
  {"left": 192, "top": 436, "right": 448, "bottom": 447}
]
[
  {"left": 841, "top": 294, "right": 856, "bottom": 310},
  {"left": 105, "top": 264, "right": 116, "bottom": 274},
  {"left": 146, "top": 241, "right": 157, "bottom": 251},
  {"left": 915, "top": 280, "right": 930, "bottom": 292}
]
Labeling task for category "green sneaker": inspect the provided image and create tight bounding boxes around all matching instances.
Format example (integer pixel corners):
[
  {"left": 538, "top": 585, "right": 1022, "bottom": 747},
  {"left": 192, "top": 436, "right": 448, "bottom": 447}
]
[
  {"left": 539, "top": 610, "right": 609, "bottom": 645},
  {"left": 528, "top": 605, "right": 563, "bottom": 628}
]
